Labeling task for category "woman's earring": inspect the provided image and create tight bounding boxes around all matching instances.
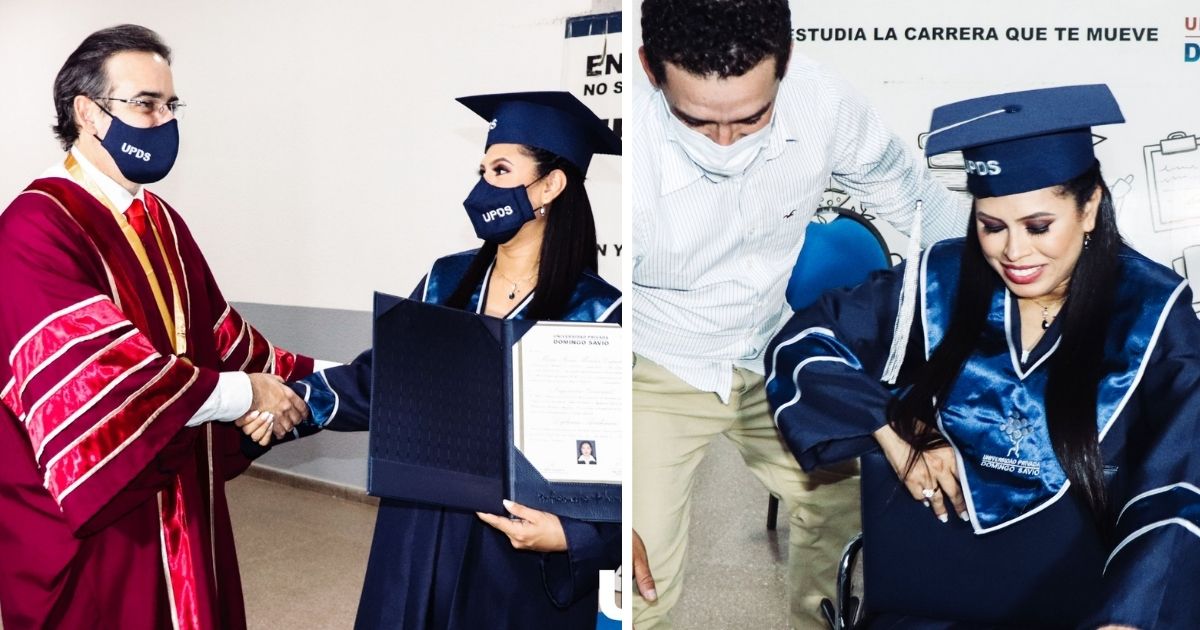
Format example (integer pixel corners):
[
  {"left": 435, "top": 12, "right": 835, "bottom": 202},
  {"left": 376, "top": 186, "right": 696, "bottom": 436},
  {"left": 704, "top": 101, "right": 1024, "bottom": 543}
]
[
  {"left": 1083, "top": 232, "right": 1092, "bottom": 249},
  {"left": 537, "top": 207, "right": 546, "bottom": 217}
]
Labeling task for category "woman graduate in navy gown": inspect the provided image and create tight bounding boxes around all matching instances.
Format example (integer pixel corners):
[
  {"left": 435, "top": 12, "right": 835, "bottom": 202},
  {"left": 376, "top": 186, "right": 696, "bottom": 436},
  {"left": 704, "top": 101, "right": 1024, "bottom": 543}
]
[
  {"left": 244, "top": 92, "right": 622, "bottom": 629},
  {"left": 766, "top": 85, "right": 1200, "bottom": 629}
]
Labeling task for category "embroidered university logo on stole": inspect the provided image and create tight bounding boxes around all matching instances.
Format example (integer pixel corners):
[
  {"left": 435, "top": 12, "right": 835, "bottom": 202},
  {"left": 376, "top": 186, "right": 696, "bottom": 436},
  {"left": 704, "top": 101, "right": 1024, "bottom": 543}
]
[{"left": 980, "top": 413, "right": 1039, "bottom": 477}]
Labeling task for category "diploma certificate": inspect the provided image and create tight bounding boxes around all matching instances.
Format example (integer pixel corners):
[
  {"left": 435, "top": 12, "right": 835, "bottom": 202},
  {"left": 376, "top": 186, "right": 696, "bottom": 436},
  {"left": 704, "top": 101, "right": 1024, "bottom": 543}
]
[{"left": 512, "top": 322, "right": 623, "bottom": 484}]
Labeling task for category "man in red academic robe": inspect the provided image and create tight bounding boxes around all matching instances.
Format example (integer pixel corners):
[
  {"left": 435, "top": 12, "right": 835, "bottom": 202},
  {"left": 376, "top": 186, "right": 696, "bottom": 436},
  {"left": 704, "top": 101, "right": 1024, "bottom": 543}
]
[{"left": 0, "top": 25, "right": 316, "bottom": 629}]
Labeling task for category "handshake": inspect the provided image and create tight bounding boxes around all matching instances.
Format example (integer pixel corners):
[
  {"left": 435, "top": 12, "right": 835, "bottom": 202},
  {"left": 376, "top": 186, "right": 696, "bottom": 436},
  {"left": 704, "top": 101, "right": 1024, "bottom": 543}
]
[{"left": 235, "top": 373, "right": 311, "bottom": 446}]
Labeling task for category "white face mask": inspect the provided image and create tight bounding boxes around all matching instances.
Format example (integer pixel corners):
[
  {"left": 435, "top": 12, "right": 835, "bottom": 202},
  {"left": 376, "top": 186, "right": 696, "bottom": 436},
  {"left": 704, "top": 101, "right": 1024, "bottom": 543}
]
[{"left": 663, "top": 92, "right": 774, "bottom": 178}]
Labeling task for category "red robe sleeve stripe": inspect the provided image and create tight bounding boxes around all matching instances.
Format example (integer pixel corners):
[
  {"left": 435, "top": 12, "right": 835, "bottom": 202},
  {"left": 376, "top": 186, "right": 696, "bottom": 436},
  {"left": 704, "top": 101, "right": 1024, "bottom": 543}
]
[
  {"left": 7, "top": 297, "right": 132, "bottom": 423},
  {"left": 214, "top": 307, "right": 245, "bottom": 361},
  {"left": 224, "top": 322, "right": 251, "bottom": 368},
  {"left": 25, "top": 330, "right": 154, "bottom": 458},
  {"left": 238, "top": 325, "right": 259, "bottom": 371},
  {"left": 8, "top": 295, "right": 118, "bottom": 378},
  {"left": 43, "top": 356, "right": 199, "bottom": 502},
  {"left": 17, "top": 321, "right": 132, "bottom": 405},
  {"left": 218, "top": 314, "right": 314, "bottom": 378},
  {"left": 264, "top": 338, "right": 277, "bottom": 373},
  {"left": 213, "top": 304, "right": 231, "bottom": 335},
  {"left": 21, "top": 325, "right": 143, "bottom": 423},
  {"left": 0, "top": 378, "right": 14, "bottom": 409},
  {"left": 272, "top": 344, "right": 301, "bottom": 380}
]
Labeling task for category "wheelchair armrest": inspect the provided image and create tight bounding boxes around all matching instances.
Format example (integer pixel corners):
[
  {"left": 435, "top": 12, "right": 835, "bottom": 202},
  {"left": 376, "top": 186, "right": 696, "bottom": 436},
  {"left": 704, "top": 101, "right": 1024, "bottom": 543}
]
[{"left": 822, "top": 532, "right": 865, "bottom": 630}]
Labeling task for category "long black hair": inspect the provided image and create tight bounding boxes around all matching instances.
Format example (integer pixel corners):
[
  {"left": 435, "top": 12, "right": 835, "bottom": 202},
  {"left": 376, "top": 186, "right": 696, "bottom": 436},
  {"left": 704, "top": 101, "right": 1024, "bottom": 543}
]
[
  {"left": 888, "top": 161, "right": 1121, "bottom": 520},
  {"left": 445, "top": 145, "right": 599, "bottom": 320}
]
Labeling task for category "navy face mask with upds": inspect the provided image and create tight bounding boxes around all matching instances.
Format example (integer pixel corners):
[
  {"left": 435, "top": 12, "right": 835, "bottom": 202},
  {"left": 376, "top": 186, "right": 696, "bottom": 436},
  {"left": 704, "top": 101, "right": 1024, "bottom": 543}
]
[
  {"left": 461, "top": 177, "right": 538, "bottom": 244},
  {"left": 93, "top": 106, "right": 180, "bottom": 184}
]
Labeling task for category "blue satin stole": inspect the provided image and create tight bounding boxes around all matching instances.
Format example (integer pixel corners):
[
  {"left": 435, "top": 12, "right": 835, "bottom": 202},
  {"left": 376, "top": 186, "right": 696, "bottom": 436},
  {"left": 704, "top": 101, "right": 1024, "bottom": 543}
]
[
  {"left": 922, "top": 239, "right": 1182, "bottom": 533},
  {"left": 420, "top": 250, "right": 622, "bottom": 323}
]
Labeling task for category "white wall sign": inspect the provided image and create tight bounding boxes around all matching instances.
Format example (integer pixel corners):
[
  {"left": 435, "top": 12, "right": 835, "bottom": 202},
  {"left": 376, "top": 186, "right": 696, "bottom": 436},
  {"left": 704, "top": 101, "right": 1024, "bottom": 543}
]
[{"left": 562, "top": 11, "right": 624, "bottom": 286}]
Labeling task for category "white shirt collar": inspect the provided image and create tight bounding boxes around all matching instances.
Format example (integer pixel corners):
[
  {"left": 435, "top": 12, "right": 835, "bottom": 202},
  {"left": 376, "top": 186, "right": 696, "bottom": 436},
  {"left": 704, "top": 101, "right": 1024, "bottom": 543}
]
[{"left": 42, "top": 146, "right": 145, "bottom": 211}]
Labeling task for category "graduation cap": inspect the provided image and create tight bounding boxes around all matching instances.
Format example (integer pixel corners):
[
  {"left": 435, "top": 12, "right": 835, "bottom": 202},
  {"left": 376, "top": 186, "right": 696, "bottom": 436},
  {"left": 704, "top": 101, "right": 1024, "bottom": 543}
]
[
  {"left": 924, "top": 84, "right": 1125, "bottom": 198},
  {"left": 455, "top": 91, "right": 621, "bottom": 174}
]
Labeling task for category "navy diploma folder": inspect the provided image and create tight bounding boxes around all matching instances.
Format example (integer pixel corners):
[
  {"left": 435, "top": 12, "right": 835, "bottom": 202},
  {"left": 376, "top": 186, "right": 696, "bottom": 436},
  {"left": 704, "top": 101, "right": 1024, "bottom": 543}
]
[{"left": 366, "top": 293, "right": 621, "bottom": 523}]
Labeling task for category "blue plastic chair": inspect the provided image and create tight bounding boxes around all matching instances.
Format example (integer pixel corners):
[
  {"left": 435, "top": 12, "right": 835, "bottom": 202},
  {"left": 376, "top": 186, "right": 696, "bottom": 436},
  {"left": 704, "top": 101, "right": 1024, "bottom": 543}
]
[
  {"left": 785, "top": 208, "right": 892, "bottom": 311},
  {"left": 596, "top": 612, "right": 621, "bottom": 630}
]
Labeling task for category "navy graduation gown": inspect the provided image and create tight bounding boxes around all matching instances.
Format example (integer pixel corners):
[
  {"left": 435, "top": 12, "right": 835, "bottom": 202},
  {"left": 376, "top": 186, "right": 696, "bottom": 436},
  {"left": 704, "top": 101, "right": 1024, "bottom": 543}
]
[
  {"left": 298, "top": 250, "right": 622, "bottom": 629},
  {"left": 765, "top": 239, "right": 1200, "bottom": 628}
]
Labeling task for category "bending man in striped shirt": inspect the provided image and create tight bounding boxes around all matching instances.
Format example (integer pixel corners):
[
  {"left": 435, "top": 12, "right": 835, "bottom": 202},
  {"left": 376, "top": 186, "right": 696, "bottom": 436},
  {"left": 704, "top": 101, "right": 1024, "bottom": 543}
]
[{"left": 631, "top": 1, "right": 968, "bottom": 627}]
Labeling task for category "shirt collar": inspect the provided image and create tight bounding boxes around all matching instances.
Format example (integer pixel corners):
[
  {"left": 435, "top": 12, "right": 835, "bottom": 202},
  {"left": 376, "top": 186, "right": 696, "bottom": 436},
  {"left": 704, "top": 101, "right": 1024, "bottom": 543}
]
[
  {"left": 69, "top": 146, "right": 144, "bottom": 211},
  {"left": 761, "top": 87, "right": 799, "bottom": 160}
]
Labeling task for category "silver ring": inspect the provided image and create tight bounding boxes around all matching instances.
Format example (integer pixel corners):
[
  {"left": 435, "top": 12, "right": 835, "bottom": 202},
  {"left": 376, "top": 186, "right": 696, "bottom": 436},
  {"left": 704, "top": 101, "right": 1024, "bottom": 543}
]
[{"left": 921, "top": 488, "right": 934, "bottom": 499}]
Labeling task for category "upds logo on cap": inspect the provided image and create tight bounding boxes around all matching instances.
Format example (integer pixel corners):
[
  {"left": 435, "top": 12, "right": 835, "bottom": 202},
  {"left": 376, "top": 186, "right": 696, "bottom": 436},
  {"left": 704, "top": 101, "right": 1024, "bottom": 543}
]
[{"left": 964, "top": 159, "right": 1001, "bottom": 176}]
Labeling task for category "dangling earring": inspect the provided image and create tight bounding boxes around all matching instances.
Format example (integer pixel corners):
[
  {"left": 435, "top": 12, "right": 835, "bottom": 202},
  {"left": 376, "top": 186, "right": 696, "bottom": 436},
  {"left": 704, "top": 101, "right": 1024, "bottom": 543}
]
[
  {"left": 1083, "top": 232, "right": 1092, "bottom": 249},
  {"left": 537, "top": 206, "right": 546, "bottom": 217}
]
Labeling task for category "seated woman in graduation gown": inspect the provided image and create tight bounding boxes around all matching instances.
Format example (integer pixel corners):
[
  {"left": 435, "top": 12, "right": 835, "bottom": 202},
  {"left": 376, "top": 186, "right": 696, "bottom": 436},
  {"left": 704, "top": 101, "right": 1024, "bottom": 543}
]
[
  {"left": 246, "top": 92, "right": 622, "bottom": 629},
  {"left": 765, "top": 85, "right": 1200, "bottom": 629}
]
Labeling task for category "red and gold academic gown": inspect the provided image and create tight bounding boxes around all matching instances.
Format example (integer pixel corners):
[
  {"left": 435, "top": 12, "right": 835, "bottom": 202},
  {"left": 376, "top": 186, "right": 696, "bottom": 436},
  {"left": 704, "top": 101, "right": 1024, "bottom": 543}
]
[{"left": 0, "top": 162, "right": 313, "bottom": 629}]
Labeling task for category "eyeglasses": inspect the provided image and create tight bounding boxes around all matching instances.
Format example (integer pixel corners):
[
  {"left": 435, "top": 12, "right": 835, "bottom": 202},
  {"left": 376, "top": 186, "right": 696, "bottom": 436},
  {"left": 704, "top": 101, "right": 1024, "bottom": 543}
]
[{"left": 95, "top": 96, "right": 187, "bottom": 118}]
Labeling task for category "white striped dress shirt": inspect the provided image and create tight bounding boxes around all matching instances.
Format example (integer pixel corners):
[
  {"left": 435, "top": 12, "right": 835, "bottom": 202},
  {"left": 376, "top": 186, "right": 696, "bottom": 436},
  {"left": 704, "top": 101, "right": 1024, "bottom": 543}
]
[{"left": 632, "top": 52, "right": 968, "bottom": 402}]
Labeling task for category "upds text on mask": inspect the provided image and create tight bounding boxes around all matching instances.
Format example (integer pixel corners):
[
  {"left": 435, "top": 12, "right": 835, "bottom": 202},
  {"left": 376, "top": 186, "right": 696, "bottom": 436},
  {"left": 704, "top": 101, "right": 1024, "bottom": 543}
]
[
  {"left": 121, "top": 143, "right": 152, "bottom": 162},
  {"left": 483, "top": 206, "right": 515, "bottom": 223}
]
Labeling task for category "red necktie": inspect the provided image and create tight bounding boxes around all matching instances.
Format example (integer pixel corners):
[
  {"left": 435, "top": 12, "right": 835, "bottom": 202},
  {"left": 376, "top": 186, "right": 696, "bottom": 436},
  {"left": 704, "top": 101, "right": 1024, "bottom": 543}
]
[{"left": 125, "top": 198, "right": 149, "bottom": 239}]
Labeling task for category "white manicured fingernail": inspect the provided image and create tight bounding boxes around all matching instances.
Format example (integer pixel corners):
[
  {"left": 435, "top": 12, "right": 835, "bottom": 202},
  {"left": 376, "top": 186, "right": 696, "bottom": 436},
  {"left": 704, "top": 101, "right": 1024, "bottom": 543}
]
[
  {"left": 959, "top": 511, "right": 970, "bottom": 522},
  {"left": 248, "top": 410, "right": 260, "bottom": 419},
  {"left": 938, "top": 513, "right": 949, "bottom": 523},
  {"left": 502, "top": 499, "right": 514, "bottom": 510},
  {"left": 922, "top": 500, "right": 931, "bottom": 508}
]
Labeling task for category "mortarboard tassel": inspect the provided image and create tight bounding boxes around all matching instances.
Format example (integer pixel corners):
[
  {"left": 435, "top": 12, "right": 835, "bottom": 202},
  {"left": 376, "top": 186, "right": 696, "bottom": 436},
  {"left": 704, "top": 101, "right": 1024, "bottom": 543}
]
[{"left": 881, "top": 200, "right": 923, "bottom": 386}]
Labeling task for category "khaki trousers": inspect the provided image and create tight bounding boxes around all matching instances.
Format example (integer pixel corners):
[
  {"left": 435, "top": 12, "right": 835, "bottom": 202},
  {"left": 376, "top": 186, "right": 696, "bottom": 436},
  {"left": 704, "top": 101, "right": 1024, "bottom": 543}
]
[{"left": 632, "top": 355, "right": 861, "bottom": 630}]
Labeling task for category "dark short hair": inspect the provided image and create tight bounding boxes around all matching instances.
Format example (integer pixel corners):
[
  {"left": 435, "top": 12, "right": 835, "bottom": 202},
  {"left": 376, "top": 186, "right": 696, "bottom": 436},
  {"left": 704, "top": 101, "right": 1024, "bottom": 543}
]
[
  {"left": 641, "top": 0, "right": 792, "bottom": 85},
  {"left": 52, "top": 25, "right": 172, "bottom": 150}
]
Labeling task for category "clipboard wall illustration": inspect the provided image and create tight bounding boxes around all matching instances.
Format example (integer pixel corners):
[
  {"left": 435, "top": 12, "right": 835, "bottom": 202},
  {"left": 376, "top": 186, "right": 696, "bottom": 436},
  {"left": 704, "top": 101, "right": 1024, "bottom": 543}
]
[
  {"left": 917, "top": 131, "right": 969, "bottom": 193},
  {"left": 1144, "top": 131, "right": 1200, "bottom": 232},
  {"left": 367, "top": 293, "right": 622, "bottom": 522}
]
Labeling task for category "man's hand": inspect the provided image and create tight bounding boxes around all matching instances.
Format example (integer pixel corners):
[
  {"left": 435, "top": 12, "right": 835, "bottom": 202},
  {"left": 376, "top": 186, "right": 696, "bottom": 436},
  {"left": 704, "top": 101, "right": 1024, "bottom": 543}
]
[
  {"left": 476, "top": 500, "right": 568, "bottom": 552},
  {"left": 241, "top": 374, "right": 308, "bottom": 439},
  {"left": 632, "top": 529, "right": 657, "bottom": 602}
]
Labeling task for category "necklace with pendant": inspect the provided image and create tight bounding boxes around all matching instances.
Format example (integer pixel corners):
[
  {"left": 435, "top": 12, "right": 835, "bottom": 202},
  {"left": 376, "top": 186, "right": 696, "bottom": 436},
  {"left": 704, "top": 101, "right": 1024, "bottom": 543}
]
[
  {"left": 1031, "top": 296, "right": 1065, "bottom": 330},
  {"left": 494, "top": 268, "right": 537, "bottom": 300}
]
